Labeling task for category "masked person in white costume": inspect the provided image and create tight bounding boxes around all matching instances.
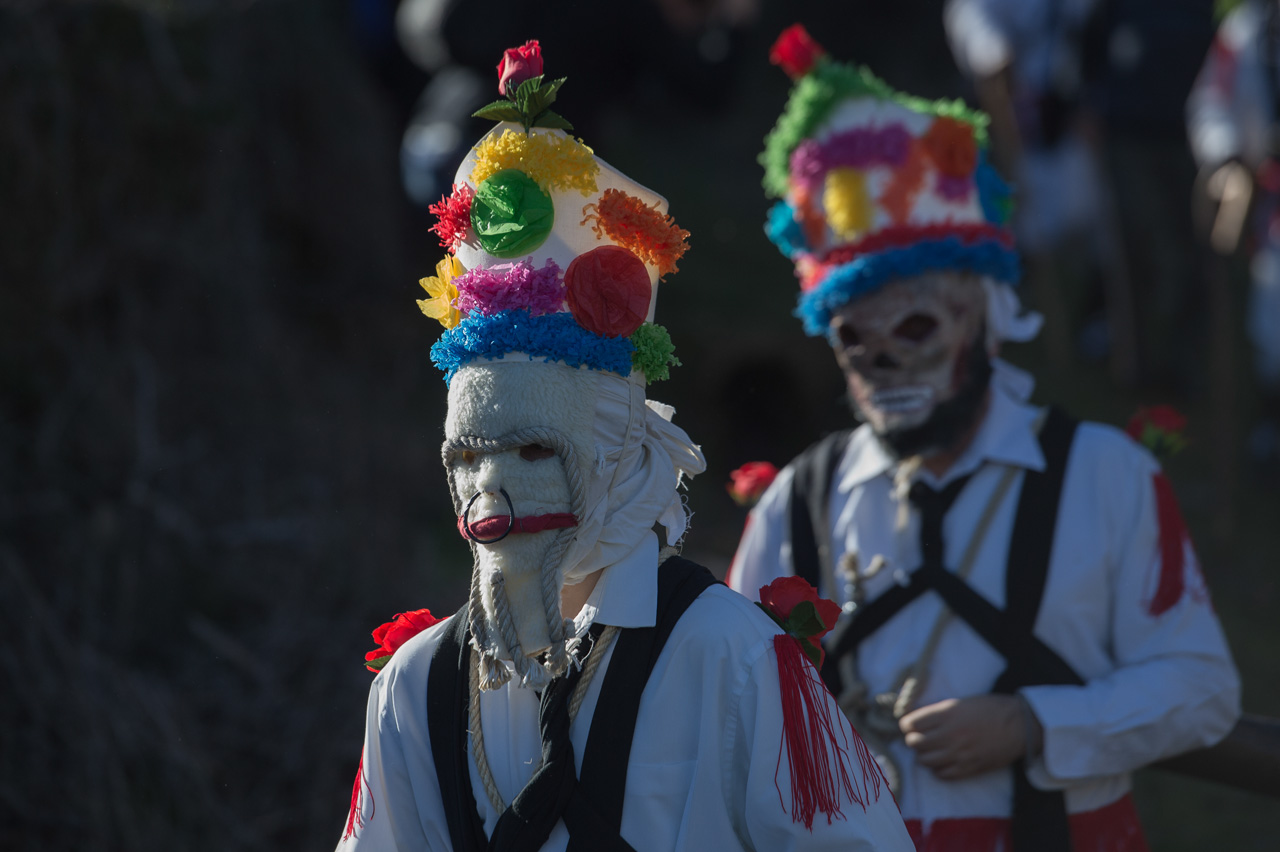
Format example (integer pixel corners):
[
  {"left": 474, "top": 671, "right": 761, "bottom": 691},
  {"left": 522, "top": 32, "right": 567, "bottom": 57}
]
[
  {"left": 336, "top": 40, "right": 913, "bottom": 852},
  {"left": 728, "top": 25, "right": 1241, "bottom": 852}
]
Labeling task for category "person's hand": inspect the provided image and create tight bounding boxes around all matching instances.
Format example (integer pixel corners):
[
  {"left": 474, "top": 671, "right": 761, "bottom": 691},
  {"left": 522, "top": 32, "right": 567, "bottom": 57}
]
[{"left": 898, "top": 694, "right": 1040, "bottom": 780}]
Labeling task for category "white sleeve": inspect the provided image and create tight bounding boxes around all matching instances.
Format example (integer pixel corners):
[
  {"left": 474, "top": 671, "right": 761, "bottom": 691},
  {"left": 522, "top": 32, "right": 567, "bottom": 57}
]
[
  {"left": 336, "top": 667, "right": 449, "bottom": 851},
  {"left": 726, "top": 466, "right": 797, "bottom": 599},
  {"left": 726, "top": 639, "right": 915, "bottom": 851},
  {"left": 944, "top": 0, "right": 1014, "bottom": 79},
  {"left": 1021, "top": 449, "right": 1241, "bottom": 788}
]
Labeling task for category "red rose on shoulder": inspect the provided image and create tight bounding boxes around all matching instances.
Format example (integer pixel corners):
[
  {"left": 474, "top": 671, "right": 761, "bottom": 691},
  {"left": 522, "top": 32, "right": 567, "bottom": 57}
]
[
  {"left": 769, "top": 24, "right": 826, "bottom": 81},
  {"left": 727, "top": 461, "right": 780, "bottom": 507},
  {"left": 497, "top": 40, "right": 543, "bottom": 97},
  {"left": 364, "top": 608, "right": 442, "bottom": 672},
  {"left": 1125, "top": 405, "right": 1188, "bottom": 461},
  {"left": 757, "top": 576, "right": 842, "bottom": 667}
]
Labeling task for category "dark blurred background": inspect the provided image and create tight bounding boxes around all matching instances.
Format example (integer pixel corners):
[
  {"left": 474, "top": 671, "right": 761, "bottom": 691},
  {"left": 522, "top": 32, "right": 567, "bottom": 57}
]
[{"left": 1, "top": 0, "right": 1276, "bottom": 849}]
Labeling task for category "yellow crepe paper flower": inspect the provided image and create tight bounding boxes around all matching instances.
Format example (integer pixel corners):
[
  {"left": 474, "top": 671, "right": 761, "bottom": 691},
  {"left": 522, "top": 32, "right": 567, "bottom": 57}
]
[
  {"left": 418, "top": 256, "right": 465, "bottom": 329},
  {"left": 470, "top": 129, "right": 599, "bottom": 196},
  {"left": 823, "top": 167, "right": 872, "bottom": 240}
]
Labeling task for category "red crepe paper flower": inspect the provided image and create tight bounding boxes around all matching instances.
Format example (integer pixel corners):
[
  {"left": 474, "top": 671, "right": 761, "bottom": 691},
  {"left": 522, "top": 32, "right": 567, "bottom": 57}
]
[
  {"left": 770, "top": 24, "right": 826, "bottom": 80},
  {"left": 921, "top": 116, "right": 978, "bottom": 178},
  {"left": 497, "top": 40, "right": 543, "bottom": 97},
  {"left": 428, "top": 183, "right": 474, "bottom": 253},
  {"left": 757, "top": 576, "right": 842, "bottom": 668},
  {"left": 364, "top": 609, "right": 442, "bottom": 672},
  {"left": 1125, "top": 405, "right": 1188, "bottom": 461},
  {"left": 565, "top": 245, "right": 651, "bottom": 338},
  {"left": 727, "top": 461, "right": 779, "bottom": 507}
]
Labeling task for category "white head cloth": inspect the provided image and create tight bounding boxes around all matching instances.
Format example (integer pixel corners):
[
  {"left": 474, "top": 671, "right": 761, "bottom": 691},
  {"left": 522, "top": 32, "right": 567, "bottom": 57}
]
[
  {"left": 980, "top": 277, "right": 1041, "bottom": 401},
  {"left": 560, "top": 370, "right": 705, "bottom": 583}
]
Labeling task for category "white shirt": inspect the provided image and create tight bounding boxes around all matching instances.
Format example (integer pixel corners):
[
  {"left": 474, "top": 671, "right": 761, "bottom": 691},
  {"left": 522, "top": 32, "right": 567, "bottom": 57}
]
[
  {"left": 338, "top": 533, "right": 914, "bottom": 851},
  {"left": 728, "top": 386, "right": 1240, "bottom": 825}
]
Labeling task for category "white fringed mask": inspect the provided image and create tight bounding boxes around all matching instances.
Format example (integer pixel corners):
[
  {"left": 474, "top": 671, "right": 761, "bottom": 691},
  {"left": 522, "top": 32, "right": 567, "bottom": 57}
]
[{"left": 443, "top": 359, "right": 704, "bottom": 691}]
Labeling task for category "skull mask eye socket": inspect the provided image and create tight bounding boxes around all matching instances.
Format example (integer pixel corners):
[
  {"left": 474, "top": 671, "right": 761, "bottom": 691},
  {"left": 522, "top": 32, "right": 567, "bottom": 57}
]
[
  {"left": 833, "top": 322, "right": 862, "bottom": 349},
  {"left": 892, "top": 313, "right": 939, "bottom": 343}
]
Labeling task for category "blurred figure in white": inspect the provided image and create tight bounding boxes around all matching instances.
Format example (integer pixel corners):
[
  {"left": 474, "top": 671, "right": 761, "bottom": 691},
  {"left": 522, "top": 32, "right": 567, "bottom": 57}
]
[{"left": 1187, "top": 0, "right": 1280, "bottom": 473}]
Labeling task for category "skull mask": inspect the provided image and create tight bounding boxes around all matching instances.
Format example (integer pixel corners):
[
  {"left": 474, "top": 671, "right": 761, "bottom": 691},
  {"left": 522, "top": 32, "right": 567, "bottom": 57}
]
[{"left": 829, "top": 272, "right": 990, "bottom": 456}]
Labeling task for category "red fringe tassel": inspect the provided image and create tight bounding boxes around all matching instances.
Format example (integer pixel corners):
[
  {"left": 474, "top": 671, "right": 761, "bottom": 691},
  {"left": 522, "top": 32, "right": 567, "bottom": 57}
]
[
  {"left": 1148, "top": 473, "right": 1188, "bottom": 616},
  {"left": 774, "top": 634, "right": 882, "bottom": 828},
  {"left": 343, "top": 754, "right": 373, "bottom": 840}
]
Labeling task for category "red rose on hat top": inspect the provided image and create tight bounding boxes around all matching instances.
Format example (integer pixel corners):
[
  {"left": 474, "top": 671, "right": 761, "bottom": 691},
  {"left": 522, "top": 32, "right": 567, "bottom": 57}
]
[
  {"left": 769, "top": 24, "right": 826, "bottom": 81},
  {"left": 727, "top": 461, "right": 780, "bottom": 507},
  {"left": 497, "top": 39, "right": 544, "bottom": 96},
  {"left": 364, "top": 609, "right": 442, "bottom": 672}
]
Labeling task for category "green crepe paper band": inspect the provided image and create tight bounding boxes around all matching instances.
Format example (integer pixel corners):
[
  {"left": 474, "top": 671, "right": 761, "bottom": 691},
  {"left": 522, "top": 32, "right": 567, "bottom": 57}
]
[
  {"left": 471, "top": 169, "right": 555, "bottom": 259},
  {"left": 629, "top": 322, "right": 680, "bottom": 383},
  {"left": 761, "top": 59, "right": 991, "bottom": 198}
]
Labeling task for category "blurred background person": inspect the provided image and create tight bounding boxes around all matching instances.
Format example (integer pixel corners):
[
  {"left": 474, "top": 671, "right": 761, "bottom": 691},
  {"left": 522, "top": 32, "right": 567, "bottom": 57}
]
[
  {"left": 1187, "top": 0, "right": 1280, "bottom": 479},
  {"left": 1080, "top": 0, "right": 1217, "bottom": 392},
  {"left": 943, "top": 0, "right": 1123, "bottom": 379}
]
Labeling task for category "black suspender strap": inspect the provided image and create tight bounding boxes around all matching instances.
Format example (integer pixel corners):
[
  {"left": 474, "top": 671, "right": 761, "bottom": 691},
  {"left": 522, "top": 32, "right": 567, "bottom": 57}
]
[
  {"left": 427, "top": 557, "right": 719, "bottom": 852},
  {"left": 564, "top": 556, "right": 718, "bottom": 852},
  {"left": 427, "top": 607, "right": 488, "bottom": 852},
  {"left": 788, "top": 429, "right": 855, "bottom": 591},
  {"left": 998, "top": 406, "right": 1078, "bottom": 669},
  {"left": 993, "top": 407, "right": 1080, "bottom": 852}
]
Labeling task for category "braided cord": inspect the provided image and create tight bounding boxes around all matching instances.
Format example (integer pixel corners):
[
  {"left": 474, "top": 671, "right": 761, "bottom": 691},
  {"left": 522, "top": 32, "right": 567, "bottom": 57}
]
[{"left": 467, "top": 625, "right": 620, "bottom": 816}]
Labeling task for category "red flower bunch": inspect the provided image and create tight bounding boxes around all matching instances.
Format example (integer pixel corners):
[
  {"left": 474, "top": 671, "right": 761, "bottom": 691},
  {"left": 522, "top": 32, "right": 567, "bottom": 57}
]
[
  {"left": 757, "top": 576, "right": 842, "bottom": 668},
  {"left": 1126, "top": 405, "right": 1188, "bottom": 461},
  {"left": 769, "top": 24, "right": 826, "bottom": 80},
  {"left": 428, "top": 183, "right": 475, "bottom": 253},
  {"left": 497, "top": 40, "right": 543, "bottom": 96},
  {"left": 727, "top": 461, "right": 779, "bottom": 507},
  {"left": 364, "top": 609, "right": 442, "bottom": 672}
]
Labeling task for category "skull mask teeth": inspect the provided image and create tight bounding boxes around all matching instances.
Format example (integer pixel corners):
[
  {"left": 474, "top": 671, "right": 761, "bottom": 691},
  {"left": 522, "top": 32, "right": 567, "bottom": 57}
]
[{"left": 829, "top": 273, "right": 986, "bottom": 435}]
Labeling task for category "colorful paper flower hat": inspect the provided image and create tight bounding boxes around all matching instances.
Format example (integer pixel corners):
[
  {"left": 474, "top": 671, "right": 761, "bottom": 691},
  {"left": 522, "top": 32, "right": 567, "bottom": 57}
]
[
  {"left": 762, "top": 24, "right": 1020, "bottom": 337},
  {"left": 420, "top": 40, "right": 691, "bottom": 384}
]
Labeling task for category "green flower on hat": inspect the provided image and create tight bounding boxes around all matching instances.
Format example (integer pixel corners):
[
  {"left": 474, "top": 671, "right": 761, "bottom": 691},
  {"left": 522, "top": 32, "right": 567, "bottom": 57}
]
[{"left": 470, "top": 169, "right": 555, "bottom": 258}]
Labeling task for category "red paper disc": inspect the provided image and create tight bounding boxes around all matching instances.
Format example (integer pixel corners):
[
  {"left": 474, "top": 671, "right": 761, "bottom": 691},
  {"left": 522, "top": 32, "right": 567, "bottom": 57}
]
[{"left": 564, "top": 246, "right": 651, "bottom": 338}]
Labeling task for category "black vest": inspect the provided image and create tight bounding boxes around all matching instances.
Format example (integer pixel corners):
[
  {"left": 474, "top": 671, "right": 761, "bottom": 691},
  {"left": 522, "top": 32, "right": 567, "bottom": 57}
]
[{"left": 427, "top": 556, "right": 718, "bottom": 852}]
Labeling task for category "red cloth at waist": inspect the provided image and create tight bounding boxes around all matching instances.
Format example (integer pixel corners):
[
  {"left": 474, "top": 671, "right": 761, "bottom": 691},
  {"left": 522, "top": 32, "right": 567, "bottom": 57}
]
[{"left": 903, "top": 793, "right": 1148, "bottom": 852}]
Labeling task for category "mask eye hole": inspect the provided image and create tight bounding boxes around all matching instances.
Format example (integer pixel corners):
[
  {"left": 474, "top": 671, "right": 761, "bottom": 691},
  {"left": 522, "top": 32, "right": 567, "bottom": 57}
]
[
  {"left": 519, "top": 444, "right": 555, "bottom": 462},
  {"left": 893, "top": 313, "right": 938, "bottom": 343},
  {"left": 834, "top": 323, "right": 861, "bottom": 349},
  {"left": 460, "top": 450, "right": 477, "bottom": 465}
]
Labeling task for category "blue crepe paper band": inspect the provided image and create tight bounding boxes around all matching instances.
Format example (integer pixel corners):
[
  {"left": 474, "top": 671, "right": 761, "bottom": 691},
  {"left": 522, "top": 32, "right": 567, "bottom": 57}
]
[
  {"left": 795, "top": 237, "right": 1021, "bottom": 336},
  {"left": 430, "top": 310, "right": 635, "bottom": 384},
  {"left": 975, "top": 150, "right": 1013, "bottom": 226},
  {"left": 765, "top": 200, "right": 808, "bottom": 258}
]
